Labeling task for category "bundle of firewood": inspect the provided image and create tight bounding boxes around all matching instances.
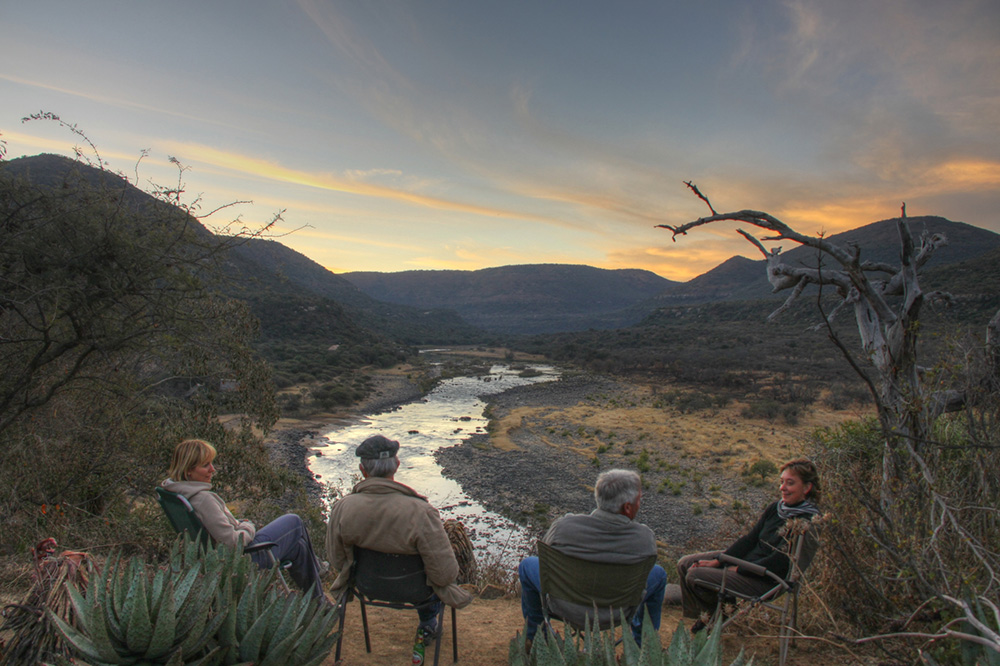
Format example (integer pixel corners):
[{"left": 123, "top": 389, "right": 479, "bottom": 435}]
[
  {"left": 0, "top": 539, "right": 90, "bottom": 666},
  {"left": 444, "top": 519, "right": 477, "bottom": 585}
]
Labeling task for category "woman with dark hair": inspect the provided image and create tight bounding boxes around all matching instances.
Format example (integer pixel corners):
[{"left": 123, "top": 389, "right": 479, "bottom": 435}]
[
  {"left": 676, "top": 458, "right": 821, "bottom": 632},
  {"left": 162, "top": 439, "right": 327, "bottom": 602}
]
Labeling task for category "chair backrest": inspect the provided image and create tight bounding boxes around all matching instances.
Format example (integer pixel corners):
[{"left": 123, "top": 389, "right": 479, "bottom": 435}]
[
  {"left": 538, "top": 541, "right": 655, "bottom": 629},
  {"left": 351, "top": 547, "right": 436, "bottom": 607},
  {"left": 786, "top": 523, "right": 820, "bottom": 583},
  {"left": 155, "top": 487, "right": 211, "bottom": 547}
]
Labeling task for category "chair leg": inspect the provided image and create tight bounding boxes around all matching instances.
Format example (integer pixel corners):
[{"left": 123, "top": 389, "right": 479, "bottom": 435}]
[
  {"left": 778, "top": 592, "right": 795, "bottom": 666},
  {"left": 263, "top": 549, "right": 292, "bottom": 593},
  {"left": 451, "top": 606, "right": 458, "bottom": 663},
  {"left": 360, "top": 598, "right": 372, "bottom": 653},
  {"left": 334, "top": 596, "right": 348, "bottom": 664},
  {"left": 431, "top": 601, "right": 446, "bottom": 666}
]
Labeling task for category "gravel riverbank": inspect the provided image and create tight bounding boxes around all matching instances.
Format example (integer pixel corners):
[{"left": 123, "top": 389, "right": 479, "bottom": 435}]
[
  {"left": 436, "top": 373, "right": 770, "bottom": 556},
  {"left": 265, "top": 372, "right": 425, "bottom": 505},
  {"left": 270, "top": 369, "right": 769, "bottom": 558}
]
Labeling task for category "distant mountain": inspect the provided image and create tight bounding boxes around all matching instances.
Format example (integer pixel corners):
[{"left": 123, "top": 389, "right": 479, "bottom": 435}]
[
  {"left": 10, "top": 154, "right": 997, "bottom": 343},
  {"left": 228, "top": 239, "right": 483, "bottom": 344},
  {"left": 3, "top": 154, "right": 482, "bottom": 347},
  {"left": 641, "top": 215, "right": 1000, "bottom": 310},
  {"left": 342, "top": 264, "right": 677, "bottom": 335}
]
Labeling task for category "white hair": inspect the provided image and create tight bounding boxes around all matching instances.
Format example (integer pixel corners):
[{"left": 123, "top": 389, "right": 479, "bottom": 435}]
[
  {"left": 361, "top": 455, "right": 400, "bottom": 478},
  {"left": 594, "top": 469, "right": 641, "bottom": 513}
]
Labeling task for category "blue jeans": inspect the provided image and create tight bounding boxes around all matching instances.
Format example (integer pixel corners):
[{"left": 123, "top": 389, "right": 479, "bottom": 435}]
[
  {"left": 518, "top": 556, "right": 667, "bottom": 644},
  {"left": 417, "top": 597, "right": 442, "bottom": 627},
  {"left": 249, "top": 514, "right": 324, "bottom": 599}
]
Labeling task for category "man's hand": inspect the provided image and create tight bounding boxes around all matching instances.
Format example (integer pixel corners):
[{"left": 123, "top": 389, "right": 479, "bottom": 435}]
[{"left": 692, "top": 558, "right": 721, "bottom": 569}]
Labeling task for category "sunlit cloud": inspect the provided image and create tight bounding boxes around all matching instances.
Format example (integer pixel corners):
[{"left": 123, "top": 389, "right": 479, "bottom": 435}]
[
  {"left": 926, "top": 159, "right": 1000, "bottom": 190},
  {"left": 159, "top": 141, "right": 565, "bottom": 224}
]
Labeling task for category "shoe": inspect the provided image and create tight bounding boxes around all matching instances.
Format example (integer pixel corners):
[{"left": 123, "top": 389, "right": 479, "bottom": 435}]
[
  {"left": 417, "top": 620, "right": 440, "bottom": 640},
  {"left": 690, "top": 619, "right": 707, "bottom": 635},
  {"left": 318, "top": 560, "right": 330, "bottom": 576}
]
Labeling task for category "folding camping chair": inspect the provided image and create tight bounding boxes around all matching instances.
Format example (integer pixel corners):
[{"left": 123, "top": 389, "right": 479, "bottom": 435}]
[
  {"left": 155, "top": 486, "right": 291, "bottom": 592},
  {"left": 538, "top": 540, "right": 657, "bottom": 641},
  {"left": 334, "top": 547, "right": 459, "bottom": 665},
  {"left": 693, "top": 526, "right": 819, "bottom": 666}
]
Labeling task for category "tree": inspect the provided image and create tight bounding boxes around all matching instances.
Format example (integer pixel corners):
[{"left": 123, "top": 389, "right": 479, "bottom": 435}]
[
  {"left": 0, "top": 122, "right": 284, "bottom": 552},
  {"left": 658, "top": 184, "right": 1000, "bottom": 659}
]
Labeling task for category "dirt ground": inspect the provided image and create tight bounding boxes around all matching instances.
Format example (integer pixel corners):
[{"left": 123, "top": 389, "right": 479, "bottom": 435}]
[{"left": 327, "top": 597, "right": 869, "bottom": 665}]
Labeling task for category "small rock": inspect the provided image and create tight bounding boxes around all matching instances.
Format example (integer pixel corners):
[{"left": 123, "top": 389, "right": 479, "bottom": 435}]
[{"left": 478, "top": 584, "right": 508, "bottom": 600}]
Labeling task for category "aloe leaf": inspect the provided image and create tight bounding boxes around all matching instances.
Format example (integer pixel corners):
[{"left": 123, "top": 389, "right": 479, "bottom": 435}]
[
  {"left": 46, "top": 608, "right": 110, "bottom": 664},
  {"left": 147, "top": 565, "right": 166, "bottom": 622},
  {"left": 143, "top": 577, "right": 177, "bottom": 661},
  {"left": 124, "top": 568, "right": 152, "bottom": 654},
  {"left": 239, "top": 601, "right": 277, "bottom": 662},
  {"left": 257, "top": 626, "right": 304, "bottom": 666},
  {"left": 171, "top": 564, "right": 200, "bottom": 612},
  {"left": 177, "top": 568, "right": 220, "bottom": 636}
]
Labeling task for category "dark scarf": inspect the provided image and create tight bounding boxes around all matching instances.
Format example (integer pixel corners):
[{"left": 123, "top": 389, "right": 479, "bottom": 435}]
[{"left": 777, "top": 499, "right": 820, "bottom": 520}]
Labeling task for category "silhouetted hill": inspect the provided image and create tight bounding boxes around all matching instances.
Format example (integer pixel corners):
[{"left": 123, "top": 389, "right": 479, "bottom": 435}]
[
  {"left": 342, "top": 265, "right": 676, "bottom": 334},
  {"left": 227, "top": 239, "right": 484, "bottom": 345},
  {"left": 638, "top": 215, "right": 1000, "bottom": 311}
]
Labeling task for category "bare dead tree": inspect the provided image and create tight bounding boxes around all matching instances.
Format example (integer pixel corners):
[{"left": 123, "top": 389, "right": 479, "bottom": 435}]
[{"left": 659, "top": 184, "right": 1000, "bottom": 659}]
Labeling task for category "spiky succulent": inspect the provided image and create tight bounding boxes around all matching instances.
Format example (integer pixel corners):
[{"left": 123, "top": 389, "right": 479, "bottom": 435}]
[
  {"left": 46, "top": 537, "right": 338, "bottom": 666},
  {"left": 508, "top": 614, "right": 752, "bottom": 666}
]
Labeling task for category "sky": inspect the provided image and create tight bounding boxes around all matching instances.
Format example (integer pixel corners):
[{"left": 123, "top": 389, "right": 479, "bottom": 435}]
[{"left": 2, "top": 0, "right": 999, "bottom": 281}]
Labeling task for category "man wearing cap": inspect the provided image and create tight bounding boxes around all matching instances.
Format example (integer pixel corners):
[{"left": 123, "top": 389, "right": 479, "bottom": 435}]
[{"left": 326, "top": 434, "right": 472, "bottom": 651}]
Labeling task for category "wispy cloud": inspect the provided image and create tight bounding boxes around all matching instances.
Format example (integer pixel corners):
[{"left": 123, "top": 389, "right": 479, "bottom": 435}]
[
  {"left": 160, "top": 141, "right": 566, "bottom": 224},
  {"left": 0, "top": 73, "right": 227, "bottom": 129}
]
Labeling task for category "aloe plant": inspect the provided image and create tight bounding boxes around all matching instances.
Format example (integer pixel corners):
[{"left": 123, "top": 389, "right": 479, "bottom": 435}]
[
  {"left": 508, "top": 614, "right": 751, "bottom": 666},
  {"left": 46, "top": 537, "right": 338, "bottom": 666}
]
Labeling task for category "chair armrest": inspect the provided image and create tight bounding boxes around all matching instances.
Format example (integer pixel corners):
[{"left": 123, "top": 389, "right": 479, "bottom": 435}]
[
  {"left": 718, "top": 554, "right": 786, "bottom": 587},
  {"left": 243, "top": 541, "right": 277, "bottom": 554}
]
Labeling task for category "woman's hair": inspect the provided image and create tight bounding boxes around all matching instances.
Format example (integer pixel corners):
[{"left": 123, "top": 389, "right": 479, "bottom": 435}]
[
  {"left": 168, "top": 439, "right": 217, "bottom": 482},
  {"left": 594, "top": 469, "right": 641, "bottom": 513},
  {"left": 360, "top": 455, "right": 400, "bottom": 479},
  {"left": 781, "top": 457, "right": 821, "bottom": 503}
]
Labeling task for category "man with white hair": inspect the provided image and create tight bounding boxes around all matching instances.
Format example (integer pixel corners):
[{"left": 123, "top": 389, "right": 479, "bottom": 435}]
[{"left": 517, "top": 468, "right": 667, "bottom": 646}]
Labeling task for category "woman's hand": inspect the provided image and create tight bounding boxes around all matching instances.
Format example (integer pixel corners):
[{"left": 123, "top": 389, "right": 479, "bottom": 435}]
[{"left": 692, "top": 558, "right": 721, "bottom": 569}]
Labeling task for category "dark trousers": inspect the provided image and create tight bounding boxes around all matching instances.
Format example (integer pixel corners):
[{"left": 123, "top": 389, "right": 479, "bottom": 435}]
[
  {"left": 676, "top": 550, "right": 775, "bottom": 619},
  {"left": 249, "top": 513, "right": 324, "bottom": 599}
]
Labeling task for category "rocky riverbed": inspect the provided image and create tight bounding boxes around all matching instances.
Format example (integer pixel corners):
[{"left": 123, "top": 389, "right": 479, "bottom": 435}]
[
  {"left": 270, "top": 368, "right": 775, "bottom": 558},
  {"left": 265, "top": 371, "right": 425, "bottom": 505},
  {"left": 435, "top": 373, "right": 773, "bottom": 557}
]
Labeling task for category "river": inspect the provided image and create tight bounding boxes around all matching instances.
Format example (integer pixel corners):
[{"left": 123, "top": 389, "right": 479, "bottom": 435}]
[{"left": 307, "top": 363, "right": 559, "bottom": 563}]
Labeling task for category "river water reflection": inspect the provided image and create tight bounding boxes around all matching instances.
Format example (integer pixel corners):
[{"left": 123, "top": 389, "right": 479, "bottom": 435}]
[{"left": 308, "top": 363, "right": 559, "bottom": 563}]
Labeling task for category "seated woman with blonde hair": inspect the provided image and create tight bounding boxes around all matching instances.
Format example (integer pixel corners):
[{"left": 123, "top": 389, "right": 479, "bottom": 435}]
[
  {"left": 676, "top": 457, "right": 821, "bottom": 633},
  {"left": 162, "top": 438, "right": 326, "bottom": 602}
]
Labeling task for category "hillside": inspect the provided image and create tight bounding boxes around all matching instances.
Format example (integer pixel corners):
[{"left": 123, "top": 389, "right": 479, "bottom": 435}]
[
  {"left": 343, "top": 264, "right": 676, "bottom": 334},
  {"left": 228, "top": 239, "right": 485, "bottom": 345},
  {"left": 643, "top": 215, "right": 1000, "bottom": 309}
]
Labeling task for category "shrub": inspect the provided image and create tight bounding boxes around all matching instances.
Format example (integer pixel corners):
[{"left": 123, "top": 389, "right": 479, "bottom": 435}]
[
  {"left": 48, "top": 537, "right": 339, "bottom": 666},
  {"left": 508, "top": 616, "right": 749, "bottom": 665}
]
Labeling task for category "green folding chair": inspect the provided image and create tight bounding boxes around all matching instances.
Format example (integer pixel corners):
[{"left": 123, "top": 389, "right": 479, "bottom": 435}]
[
  {"left": 693, "top": 526, "right": 819, "bottom": 666},
  {"left": 538, "top": 540, "right": 656, "bottom": 639},
  {"left": 155, "top": 486, "right": 290, "bottom": 592}
]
